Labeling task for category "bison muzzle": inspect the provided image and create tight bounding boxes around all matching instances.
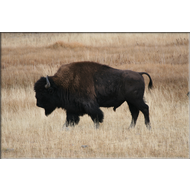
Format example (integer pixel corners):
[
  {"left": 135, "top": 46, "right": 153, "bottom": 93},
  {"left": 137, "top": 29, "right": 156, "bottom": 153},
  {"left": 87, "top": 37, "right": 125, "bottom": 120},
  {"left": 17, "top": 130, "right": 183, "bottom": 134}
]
[{"left": 34, "top": 61, "right": 153, "bottom": 129}]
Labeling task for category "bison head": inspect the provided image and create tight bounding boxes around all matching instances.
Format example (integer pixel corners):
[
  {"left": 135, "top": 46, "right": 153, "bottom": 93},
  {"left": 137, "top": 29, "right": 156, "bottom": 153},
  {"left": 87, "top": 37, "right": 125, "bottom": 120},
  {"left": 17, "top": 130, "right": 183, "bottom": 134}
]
[{"left": 34, "top": 76, "right": 60, "bottom": 116}]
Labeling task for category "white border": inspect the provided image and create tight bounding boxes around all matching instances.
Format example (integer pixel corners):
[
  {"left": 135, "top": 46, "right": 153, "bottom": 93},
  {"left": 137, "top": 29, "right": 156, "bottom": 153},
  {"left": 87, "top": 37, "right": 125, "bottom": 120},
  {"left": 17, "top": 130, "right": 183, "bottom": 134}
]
[{"left": 0, "top": 1, "right": 190, "bottom": 32}]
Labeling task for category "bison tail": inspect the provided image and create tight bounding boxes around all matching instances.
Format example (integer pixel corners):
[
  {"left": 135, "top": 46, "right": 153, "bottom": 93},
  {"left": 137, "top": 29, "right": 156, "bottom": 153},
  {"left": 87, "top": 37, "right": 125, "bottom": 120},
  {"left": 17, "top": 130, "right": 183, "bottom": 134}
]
[{"left": 139, "top": 72, "right": 153, "bottom": 90}]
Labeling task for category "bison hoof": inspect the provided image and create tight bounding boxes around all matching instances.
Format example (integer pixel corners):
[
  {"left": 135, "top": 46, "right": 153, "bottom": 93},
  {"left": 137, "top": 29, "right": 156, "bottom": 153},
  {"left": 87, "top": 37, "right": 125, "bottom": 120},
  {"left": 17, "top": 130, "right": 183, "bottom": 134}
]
[
  {"left": 146, "top": 124, "right": 151, "bottom": 130},
  {"left": 62, "top": 127, "right": 69, "bottom": 131},
  {"left": 94, "top": 122, "right": 100, "bottom": 129},
  {"left": 128, "top": 124, "right": 135, "bottom": 129},
  {"left": 63, "top": 122, "right": 68, "bottom": 127},
  {"left": 62, "top": 122, "right": 70, "bottom": 131}
]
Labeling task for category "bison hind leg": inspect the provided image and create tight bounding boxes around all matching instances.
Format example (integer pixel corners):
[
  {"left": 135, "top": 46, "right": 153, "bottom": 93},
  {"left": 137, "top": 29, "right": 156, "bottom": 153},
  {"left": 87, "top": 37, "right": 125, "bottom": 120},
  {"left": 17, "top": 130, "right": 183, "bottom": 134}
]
[
  {"left": 127, "top": 102, "right": 139, "bottom": 128},
  {"left": 128, "top": 99, "right": 151, "bottom": 130}
]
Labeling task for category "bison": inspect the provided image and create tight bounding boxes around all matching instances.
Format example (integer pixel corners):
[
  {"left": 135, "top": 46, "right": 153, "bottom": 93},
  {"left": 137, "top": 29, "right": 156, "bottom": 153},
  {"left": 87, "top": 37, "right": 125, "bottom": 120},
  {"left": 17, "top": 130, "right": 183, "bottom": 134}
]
[{"left": 34, "top": 61, "right": 153, "bottom": 129}]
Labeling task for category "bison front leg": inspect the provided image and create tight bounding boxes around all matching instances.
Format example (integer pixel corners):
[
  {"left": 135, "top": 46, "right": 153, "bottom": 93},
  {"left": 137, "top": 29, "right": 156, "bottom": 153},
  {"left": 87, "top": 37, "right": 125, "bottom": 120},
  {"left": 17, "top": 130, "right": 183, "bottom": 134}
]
[
  {"left": 93, "top": 120, "right": 100, "bottom": 129},
  {"left": 63, "top": 112, "right": 80, "bottom": 128},
  {"left": 62, "top": 121, "right": 70, "bottom": 131},
  {"left": 88, "top": 108, "right": 104, "bottom": 129}
]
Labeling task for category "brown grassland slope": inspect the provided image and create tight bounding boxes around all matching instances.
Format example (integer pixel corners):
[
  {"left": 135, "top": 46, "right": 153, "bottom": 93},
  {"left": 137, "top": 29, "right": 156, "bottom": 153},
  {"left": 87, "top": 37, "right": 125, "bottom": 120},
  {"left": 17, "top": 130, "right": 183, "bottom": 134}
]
[{"left": 1, "top": 33, "right": 189, "bottom": 158}]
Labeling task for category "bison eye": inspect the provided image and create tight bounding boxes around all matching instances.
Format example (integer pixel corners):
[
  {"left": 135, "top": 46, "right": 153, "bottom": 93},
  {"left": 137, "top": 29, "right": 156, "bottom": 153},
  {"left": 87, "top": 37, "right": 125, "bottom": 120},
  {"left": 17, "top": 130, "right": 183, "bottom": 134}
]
[{"left": 48, "top": 88, "right": 54, "bottom": 94}]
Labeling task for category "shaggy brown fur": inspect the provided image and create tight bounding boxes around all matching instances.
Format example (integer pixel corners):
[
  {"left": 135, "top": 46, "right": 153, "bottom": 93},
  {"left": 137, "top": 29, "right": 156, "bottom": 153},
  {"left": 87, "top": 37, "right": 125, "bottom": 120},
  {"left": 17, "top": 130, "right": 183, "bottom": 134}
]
[{"left": 52, "top": 62, "right": 99, "bottom": 100}]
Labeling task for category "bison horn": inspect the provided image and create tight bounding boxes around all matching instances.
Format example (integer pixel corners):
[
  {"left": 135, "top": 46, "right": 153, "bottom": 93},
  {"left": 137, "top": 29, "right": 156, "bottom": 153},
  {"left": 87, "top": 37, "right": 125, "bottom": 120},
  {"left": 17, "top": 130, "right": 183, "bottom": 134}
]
[{"left": 45, "top": 76, "right": 51, "bottom": 88}]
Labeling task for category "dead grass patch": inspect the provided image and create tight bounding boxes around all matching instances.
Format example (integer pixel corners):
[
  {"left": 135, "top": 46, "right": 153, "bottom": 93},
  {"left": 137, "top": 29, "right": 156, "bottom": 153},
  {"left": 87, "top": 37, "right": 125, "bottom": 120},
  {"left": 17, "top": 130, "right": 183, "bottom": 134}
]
[{"left": 47, "top": 41, "right": 86, "bottom": 49}]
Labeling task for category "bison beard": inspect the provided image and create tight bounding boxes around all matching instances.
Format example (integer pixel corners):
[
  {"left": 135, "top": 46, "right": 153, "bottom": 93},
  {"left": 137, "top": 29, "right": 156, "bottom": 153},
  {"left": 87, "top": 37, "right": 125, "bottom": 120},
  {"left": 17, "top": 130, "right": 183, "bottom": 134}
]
[{"left": 34, "top": 61, "right": 153, "bottom": 129}]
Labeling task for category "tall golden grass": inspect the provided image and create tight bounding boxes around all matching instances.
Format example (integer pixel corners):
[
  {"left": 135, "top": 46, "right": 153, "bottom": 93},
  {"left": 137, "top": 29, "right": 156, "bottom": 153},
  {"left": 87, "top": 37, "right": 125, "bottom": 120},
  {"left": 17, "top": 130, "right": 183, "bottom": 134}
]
[{"left": 1, "top": 33, "right": 189, "bottom": 158}]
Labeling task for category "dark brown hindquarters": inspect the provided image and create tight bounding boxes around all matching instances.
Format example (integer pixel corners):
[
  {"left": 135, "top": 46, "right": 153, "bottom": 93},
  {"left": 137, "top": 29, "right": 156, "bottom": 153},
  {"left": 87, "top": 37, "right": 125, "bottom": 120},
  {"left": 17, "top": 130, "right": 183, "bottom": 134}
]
[{"left": 125, "top": 71, "right": 152, "bottom": 130}]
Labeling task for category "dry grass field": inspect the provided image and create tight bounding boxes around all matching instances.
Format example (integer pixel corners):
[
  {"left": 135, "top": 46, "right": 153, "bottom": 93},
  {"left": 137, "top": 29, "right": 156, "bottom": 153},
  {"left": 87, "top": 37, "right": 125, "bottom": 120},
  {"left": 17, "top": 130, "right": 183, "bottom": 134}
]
[{"left": 1, "top": 33, "right": 189, "bottom": 158}]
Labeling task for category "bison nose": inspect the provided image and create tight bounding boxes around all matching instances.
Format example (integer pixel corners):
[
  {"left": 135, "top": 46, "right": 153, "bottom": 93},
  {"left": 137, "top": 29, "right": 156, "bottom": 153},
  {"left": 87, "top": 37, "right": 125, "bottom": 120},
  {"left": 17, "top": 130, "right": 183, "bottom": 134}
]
[{"left": 37, "top": 102, "right": 41, "bottom": 107}]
